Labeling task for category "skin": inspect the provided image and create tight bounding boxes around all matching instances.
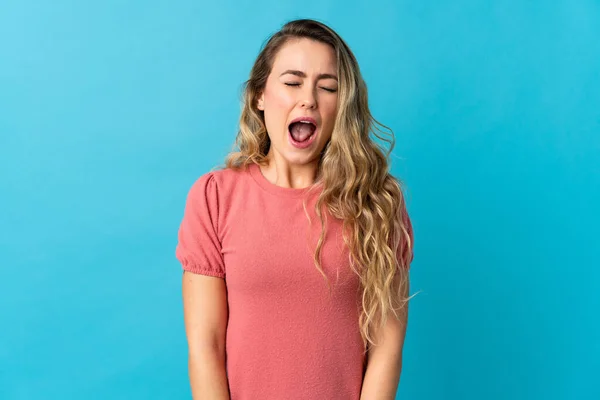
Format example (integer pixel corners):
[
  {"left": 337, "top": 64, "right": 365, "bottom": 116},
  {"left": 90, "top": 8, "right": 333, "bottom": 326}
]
[
  {"left": 360, "top": 294, "right": 409, "bottom": 399},
  {"left": 183, "top": 272, "right": 230, "bottom": 399},
  {"left": 257, "top": 38, "right": 339, "bottom": 188}
]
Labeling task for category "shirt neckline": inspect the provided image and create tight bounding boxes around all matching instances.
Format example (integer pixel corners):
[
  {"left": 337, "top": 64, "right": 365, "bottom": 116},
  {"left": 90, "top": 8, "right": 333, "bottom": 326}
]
[{"left": 248, "top": 162, "right": 322, "bottom": 199}]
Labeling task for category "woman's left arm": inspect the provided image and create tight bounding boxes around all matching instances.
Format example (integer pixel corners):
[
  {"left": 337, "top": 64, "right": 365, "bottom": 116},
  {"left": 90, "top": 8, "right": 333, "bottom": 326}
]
[{"left": 359, "top": 300, "right": 408, "bottom": 400}]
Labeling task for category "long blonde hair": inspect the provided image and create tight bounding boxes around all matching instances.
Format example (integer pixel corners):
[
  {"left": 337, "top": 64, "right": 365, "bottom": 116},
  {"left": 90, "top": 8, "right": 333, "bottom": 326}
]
[{"left": 224, "top": 19, "right": 413, "bottom": 349}]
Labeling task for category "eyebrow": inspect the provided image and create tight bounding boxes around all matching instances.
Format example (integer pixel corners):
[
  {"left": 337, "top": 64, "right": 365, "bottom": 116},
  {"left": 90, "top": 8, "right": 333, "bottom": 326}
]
[{"left": 279, "top": 69, "right": 338, "bottom": 81}]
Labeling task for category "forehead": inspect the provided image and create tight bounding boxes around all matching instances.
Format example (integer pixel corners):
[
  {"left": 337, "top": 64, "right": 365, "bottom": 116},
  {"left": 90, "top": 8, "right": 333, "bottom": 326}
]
[{"left": 271, "top": 38, "right": 337, "bottom": 73}]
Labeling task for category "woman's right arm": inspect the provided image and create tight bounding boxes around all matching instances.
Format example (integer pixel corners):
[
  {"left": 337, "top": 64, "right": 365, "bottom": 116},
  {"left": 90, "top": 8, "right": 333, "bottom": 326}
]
[{"left": 182, "top": 271, "right": 230, "bottom": 400}]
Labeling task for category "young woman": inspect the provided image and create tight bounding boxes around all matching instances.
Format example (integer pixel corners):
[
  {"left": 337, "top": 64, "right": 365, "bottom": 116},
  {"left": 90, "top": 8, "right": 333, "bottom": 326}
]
[{"left": 176, "top": 18, "right": 414, "bottom": 400}]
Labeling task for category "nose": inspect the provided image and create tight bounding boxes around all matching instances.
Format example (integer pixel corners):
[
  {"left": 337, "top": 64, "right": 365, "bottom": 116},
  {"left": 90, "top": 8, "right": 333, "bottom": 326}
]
[{"left": 300, "top": 87, "right": 317, "bottom": 109}]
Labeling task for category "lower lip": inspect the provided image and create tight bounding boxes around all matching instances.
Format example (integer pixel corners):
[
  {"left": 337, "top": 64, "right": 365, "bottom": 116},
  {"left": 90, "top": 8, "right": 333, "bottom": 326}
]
[{"left": 288, "top": 128, "right": 318, "bottom": 149}]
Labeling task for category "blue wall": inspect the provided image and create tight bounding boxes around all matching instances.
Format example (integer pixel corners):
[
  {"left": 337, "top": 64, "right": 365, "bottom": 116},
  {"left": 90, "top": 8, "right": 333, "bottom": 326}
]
[{"left": 1, "top": 1, "right": 598, "bottom": 399}]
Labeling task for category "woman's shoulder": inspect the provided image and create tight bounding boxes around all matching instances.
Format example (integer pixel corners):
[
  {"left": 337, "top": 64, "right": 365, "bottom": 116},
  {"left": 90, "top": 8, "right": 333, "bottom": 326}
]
[
  {"left": 189, "top": 164, "right": 252, "bottom": 195},
  {"left": 206, "top": 164, "right": 250, "bottom": 184}
]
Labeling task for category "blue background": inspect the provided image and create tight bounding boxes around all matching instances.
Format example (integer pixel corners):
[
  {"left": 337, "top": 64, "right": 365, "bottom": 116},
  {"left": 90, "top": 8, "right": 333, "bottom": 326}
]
[{"left": 1, "top": 1, "right": 598, "bottom": 399}]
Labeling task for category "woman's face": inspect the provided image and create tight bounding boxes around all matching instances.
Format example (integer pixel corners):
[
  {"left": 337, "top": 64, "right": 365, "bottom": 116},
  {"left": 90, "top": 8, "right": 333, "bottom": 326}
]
[{"left": 257, "top": 38, "right": 338, "bottom": 167}]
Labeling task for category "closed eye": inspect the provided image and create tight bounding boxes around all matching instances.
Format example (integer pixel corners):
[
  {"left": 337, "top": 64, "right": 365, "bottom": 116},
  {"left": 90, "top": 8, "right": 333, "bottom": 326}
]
[{"left": 285, "top": 82, "right": 337, "bottom": 93}]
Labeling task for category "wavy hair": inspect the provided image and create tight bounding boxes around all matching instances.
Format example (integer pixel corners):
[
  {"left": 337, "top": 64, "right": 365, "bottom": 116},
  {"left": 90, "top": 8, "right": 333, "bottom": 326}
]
[{"left": 223, "top": 19, "right": 414, "bottom": 349}]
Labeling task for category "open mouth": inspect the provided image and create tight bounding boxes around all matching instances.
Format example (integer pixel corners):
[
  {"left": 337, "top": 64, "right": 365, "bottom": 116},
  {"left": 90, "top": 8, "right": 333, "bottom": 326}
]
[{"left": 288, "top": 120, "right": 317, "bottom": 145}]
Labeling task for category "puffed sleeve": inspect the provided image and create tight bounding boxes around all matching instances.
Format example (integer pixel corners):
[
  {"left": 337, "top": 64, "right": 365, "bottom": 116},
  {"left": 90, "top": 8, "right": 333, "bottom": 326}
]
[{"left": 175, "top": 173, "right": 225, "bottom": 278}]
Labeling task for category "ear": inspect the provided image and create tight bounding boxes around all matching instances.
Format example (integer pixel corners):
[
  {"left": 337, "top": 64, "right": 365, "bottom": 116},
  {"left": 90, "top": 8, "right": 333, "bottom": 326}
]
[{"left": 257, "top": 92, "right": 264, "bottom": 111}]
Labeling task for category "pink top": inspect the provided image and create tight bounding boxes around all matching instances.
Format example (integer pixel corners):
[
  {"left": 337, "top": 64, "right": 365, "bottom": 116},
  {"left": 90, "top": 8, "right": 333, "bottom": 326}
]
[{"left": 175, "top": 163, "right": 413, "bottom": 400}]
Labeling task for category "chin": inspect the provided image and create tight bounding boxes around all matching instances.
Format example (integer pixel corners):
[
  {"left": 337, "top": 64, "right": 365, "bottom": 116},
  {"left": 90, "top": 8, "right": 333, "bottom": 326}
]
[{"left": 283, "top": 153, "right": 314, "bottom": 165}]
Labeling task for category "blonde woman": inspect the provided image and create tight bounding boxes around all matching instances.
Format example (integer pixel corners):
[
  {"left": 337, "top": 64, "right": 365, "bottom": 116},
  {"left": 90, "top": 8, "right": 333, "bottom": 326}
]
[{"left": 176, "top": 18, "right": 414, "bottom": 400}]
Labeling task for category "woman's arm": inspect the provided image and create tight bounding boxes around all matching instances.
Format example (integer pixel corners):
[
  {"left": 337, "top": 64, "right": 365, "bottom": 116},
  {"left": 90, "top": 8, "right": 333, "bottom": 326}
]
[
  {"left": 182, "top": 271, "right": 230, "bottom": 400},
  {"left": 359, "top": 288, "right": 409, "bottom": 399}
]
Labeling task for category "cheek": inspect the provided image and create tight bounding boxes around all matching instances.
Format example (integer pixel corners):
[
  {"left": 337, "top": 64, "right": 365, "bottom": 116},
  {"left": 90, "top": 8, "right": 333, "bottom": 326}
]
[
  {"left": 265, "top": 86, "right": 295, "bottom": 112},
  {"left": 263, "top": 91, "right": 297, "bottom": 142}
]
